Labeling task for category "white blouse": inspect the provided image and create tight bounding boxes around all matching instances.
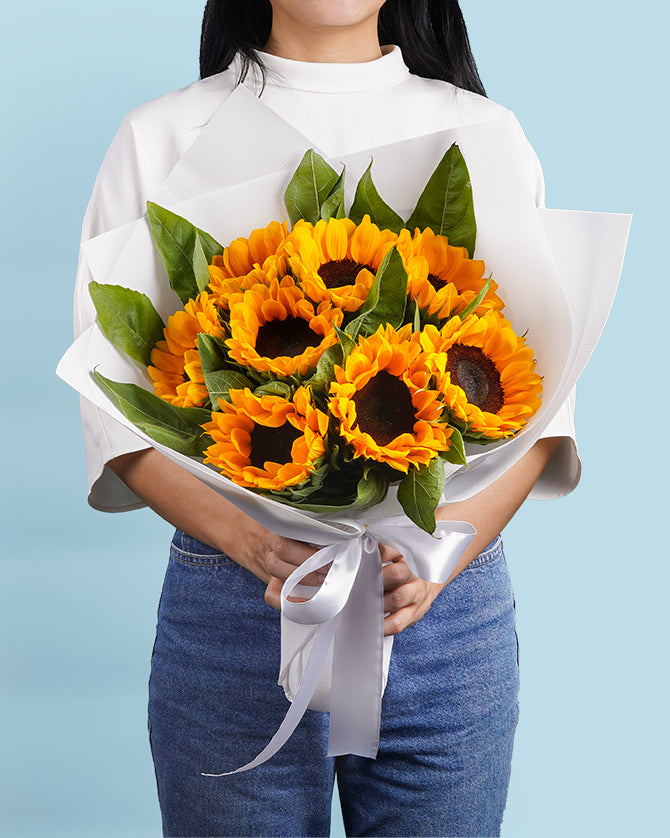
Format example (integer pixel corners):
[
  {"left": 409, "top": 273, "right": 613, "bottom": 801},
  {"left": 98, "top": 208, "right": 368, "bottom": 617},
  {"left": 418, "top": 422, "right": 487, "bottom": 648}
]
[{"left": 73, "top": 45, "right": 580, "bottom": 511}]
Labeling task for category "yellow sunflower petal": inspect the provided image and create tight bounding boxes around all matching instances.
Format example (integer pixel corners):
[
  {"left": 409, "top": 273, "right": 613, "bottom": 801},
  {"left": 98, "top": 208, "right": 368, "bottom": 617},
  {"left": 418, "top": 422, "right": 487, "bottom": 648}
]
[
  {"left": 148, "top": 292, "right": 224, "bottom": 407},
  {"left": 202, "top": 387, "right": 328, "bottom": 490},
  {"left": 423, "top": 311, "right": 542, "bottom": 439},
  {"left": 281, "top": 216, "right": 398, "bottom": 313},
  {"left": 226, "top": 280, "right": 343, "bottom": 377},
  {"left": 329, "top": 325, "right": 453, "bottom": 471},
  {"left": 396, "top": 227, "right": 503, "bottom": 318}
]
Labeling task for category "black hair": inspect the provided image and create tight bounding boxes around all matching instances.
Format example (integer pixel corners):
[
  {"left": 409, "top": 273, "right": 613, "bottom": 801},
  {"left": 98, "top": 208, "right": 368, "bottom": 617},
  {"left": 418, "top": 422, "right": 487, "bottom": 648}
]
[{"left": 200, "top": 0, "right": 486, "bottom": 96}]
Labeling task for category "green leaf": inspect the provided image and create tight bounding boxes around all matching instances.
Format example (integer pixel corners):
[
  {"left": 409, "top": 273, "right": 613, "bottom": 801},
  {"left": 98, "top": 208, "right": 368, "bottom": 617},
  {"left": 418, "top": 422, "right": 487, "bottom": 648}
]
[
  {"left": 349, "top": 161, "right": 405, "bottom": 233},
  {"left": 146, "top": 202, "right": 223, "bottom": 304},
  {"left": 320, "top": 167, "right": 346, "bottom": 221},
  {"left": 328, "top": 443, "right": 344, "bottom": 472},
  {"left": 204, "top": 370, "right": 253, "bottom": 406},
  {"left": 397, "top": 457, "right": 446, "bottom": 534},
  {"left": 355, "top": 467, "right": 390, "bottom": 508},
  {"left": 305, "top": 324, "right": 356, "bottom": 397},
  {"left": 441, "top": 425, "right": 467, "bottom": 466},
  {"left": 279, "top": 467, "right": 388, "bottom": 513},
  {"left": 334, "top": 325, "right": 356, "bottom": 356},
  {"left": 254, "top": 380, "right": 293, "bottom": 399},
  {"left": 345, "top": 247, "right": 408, "bottom": 339},
  {"left": 195, "top": 333, "right": 253, "bottom": 406},
  {"left": 89, "top": 281, "right": 165, "bottom": 367},
  {"left": 92, "top": 371, "right": 210, "bottom": 456},
  {"left": 284, "top": 150, "right": 340, "bottom": 226},
  {"left": 406, "top": 144, "right": 477, "bottom": 257},
  {"left": 197, "top": 333, "right": 228, "bottom": 374},
  {"left": 456, "top": 277, "right": 493, "bottom": 321},
  {"left": 307, "top": 341, "right": 344, "bottom": 396},
  {"left": 192, "top": 232, "right": 213, "bottom": 293}
]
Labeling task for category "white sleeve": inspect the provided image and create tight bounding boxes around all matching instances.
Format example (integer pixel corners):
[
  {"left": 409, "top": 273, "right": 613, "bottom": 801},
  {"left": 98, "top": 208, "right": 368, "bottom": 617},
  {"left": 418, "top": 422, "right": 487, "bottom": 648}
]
[
  {"left": 73, "top": 117, "right": 151, "bottom": 512},
  {"left": 510, "top": 114, "right": 582, "bottom": 499},
  {"left": 529, "top": 388, "right": 581, "bottom": 499}
]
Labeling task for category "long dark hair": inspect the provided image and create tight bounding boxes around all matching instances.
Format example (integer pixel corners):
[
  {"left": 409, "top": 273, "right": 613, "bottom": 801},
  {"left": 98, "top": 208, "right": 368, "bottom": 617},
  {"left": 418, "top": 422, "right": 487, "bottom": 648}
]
[{"left": 200, "top": 0, "right": 486, "bottom": 96}]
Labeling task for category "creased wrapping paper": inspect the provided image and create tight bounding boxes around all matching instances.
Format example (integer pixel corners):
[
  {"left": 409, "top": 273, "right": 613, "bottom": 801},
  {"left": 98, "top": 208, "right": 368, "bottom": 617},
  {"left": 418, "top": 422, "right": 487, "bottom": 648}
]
[{"left": 57, "top": 86, "right": 631, "bottom": 770}]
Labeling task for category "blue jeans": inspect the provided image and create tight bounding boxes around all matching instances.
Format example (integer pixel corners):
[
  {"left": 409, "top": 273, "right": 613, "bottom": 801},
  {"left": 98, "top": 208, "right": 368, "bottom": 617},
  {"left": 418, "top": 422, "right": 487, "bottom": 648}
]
[{"left": 148, "top": 531, "right": 519, "bottom": 837}]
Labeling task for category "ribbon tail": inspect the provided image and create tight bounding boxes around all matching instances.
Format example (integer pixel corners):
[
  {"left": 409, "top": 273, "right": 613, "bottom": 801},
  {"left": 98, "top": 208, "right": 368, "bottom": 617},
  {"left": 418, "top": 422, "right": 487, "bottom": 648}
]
[
  {"left": 202, "top": 618, "right": 338, "bottom": 776},
  {"left": 328, "top": 537, "right": 385, "bottom": 759}
]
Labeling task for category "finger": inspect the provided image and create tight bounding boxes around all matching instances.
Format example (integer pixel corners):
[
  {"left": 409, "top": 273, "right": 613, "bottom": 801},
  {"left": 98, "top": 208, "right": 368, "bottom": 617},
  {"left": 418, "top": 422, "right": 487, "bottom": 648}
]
[
  {"left": 300, "top": 569, "right": 329, "bottom": 587},
  {"left": 264, "top": 576, "right": 313, "bottom": 611},
  {"left": 382, "top": 559, "right": 413, "bottom": 592},
  {"left": 379, "top": 543, "right": 404, "bottom": 563},
  {"left": 383, "top": 579, "right": 420, "bottom": 613},
  {"left": 266, "top": 556, "right": 328, "bottom": 587},
  {"left": 264, "top": 576, "right": 283, "bottom": 611},
  {"left": 267, "top": 556, "right": 330, "bottom": 588},
  {"left": 265, "top": 553, "right": 302, "bottom": 582},
  {"left": 272, "top": 536, "right": 316, "bottom": 566},
  {"left": 383, "top": 605, "right": 420, "bottom": 636},
  {"left": 267, "top": 538, "right": 322, "bottom": 582}
]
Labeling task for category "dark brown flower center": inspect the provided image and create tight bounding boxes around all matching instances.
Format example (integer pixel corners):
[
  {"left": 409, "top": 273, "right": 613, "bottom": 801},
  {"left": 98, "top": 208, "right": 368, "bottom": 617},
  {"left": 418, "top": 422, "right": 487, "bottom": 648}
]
[
  {"left": 427, "top": 272, "right": 448, "bottom": 291},
  {"left": 446, "top": 344, "right": 504, "bottom": 414},
  {"left": 318, "top": 258, "right": 373, "bottom": 289},
  {"left": 352, "top": 370, "right": 416, "bottom": 446},
  {"left": 255, "top": 317, "right": 320, "bottom": 358},
  {"left": 249, "top": 422, "right": 302, "bottom": 469}
]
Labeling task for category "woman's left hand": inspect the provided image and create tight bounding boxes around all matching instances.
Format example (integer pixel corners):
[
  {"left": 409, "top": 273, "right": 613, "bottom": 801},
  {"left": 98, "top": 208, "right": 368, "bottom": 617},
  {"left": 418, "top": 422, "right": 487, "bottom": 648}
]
[
  {"left": 380, "top": 544, "right": 446, "bottom": 636},
  {"left": 264, "top": 543, "right": 445, "bottom": 633}
]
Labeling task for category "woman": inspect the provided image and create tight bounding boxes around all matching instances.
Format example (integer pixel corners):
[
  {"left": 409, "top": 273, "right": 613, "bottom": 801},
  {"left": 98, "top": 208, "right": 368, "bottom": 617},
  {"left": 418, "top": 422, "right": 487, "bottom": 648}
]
[{"left": 73, "top": 1, "right": 579, "bottom": 835}]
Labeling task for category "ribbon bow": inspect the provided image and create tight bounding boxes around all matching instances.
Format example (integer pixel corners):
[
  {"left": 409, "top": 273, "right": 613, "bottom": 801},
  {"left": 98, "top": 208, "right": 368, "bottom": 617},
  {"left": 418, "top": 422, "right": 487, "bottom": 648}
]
[{"left": 203, "top": 516, "right": 475, "bottom": 776}]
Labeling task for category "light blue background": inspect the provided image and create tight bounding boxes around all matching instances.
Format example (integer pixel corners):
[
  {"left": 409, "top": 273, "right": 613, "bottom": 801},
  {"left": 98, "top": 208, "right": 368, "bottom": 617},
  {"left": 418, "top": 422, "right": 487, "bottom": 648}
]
[{"left": 1, "top": 2, "right": 666, "bottom": 836}]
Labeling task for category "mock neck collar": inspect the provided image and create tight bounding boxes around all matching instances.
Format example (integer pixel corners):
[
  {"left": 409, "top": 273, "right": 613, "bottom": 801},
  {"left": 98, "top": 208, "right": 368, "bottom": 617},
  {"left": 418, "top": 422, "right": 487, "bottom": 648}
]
[{"left": 244, "top": 45, "right": 409, "bottom": 94}]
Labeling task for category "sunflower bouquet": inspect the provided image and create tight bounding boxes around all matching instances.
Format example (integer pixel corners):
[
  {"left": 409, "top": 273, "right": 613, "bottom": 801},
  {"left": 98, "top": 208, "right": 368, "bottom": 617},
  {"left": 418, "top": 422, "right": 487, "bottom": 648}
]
[{"left": 89, "top": 145, "right": 541, "bottom": 533}]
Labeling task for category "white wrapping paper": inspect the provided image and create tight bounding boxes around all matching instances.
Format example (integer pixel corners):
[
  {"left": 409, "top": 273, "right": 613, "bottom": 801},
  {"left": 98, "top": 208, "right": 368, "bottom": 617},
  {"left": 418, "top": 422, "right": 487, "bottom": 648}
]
[{"left": 57, "top": 87, "right": 631, "bottom": 771}]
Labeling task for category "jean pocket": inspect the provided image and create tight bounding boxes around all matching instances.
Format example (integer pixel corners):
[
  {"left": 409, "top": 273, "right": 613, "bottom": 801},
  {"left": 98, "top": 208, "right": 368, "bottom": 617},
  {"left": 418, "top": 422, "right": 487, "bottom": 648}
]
[
  {"left": 462, "top": 535, "right": 504, "bottom": 571},
  {"left": 169, "top": 529, "right": 235, "bottom": 567}
]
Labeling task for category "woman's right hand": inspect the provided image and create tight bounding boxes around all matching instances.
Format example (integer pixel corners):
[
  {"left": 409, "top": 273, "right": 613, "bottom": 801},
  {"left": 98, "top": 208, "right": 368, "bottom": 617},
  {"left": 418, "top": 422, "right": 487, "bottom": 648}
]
[
  {"left": 222, "top": 511, "right": 321, "bottom": 593},
  {"left": 108, "top": 447, "right": 320, "bottom": 606}
]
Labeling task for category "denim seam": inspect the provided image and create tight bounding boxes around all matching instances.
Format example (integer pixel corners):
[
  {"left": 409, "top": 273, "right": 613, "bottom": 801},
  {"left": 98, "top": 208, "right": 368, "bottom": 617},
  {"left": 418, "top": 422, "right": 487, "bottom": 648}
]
[
  {"left": 171, "top": 544, "right": 231, "bottom": 559},
  {"left": 464, "top": 535, "right": 503, "bottom": 570},
  {"left": 169, "top": 549, "right": 234, "bottom": 567}
]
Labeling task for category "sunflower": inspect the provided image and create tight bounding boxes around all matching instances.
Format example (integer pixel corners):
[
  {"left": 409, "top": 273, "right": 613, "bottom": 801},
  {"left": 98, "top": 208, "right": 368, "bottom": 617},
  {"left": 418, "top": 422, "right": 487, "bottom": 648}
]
[
  {"left": 208, "top": 220, "right": 289, "bottom": 306},
  {"left": 328, "top": 324, "right": 453, "bottom": 472},
  {"left": 420, "top": 311, "right": 542, "bottom": 440},
  {"left": 282, "top": 216, "right": 397, "bottom": 312},
  {"left": 148, "top": 291, "right": 224, "bottom": 407},
  {"left": 201, "top": 387, "right": 329, "bottom": 491},
  {"left": 396, "top": 227, "right": 503, "bottom": 319},
  {"left": 226, "top": 277, "right": 344, "bottom": 377}
]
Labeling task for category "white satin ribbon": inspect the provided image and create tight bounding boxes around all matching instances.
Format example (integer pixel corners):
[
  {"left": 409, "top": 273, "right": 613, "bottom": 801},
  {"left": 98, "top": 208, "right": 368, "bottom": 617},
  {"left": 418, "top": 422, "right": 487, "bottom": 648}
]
[{"left": 202, "top": 516, "right": 475, "bottom": 776}]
